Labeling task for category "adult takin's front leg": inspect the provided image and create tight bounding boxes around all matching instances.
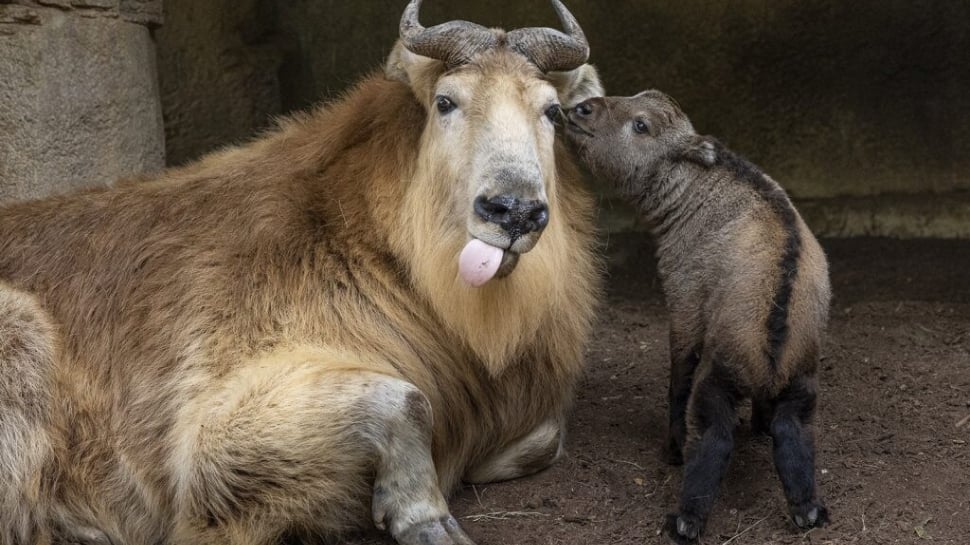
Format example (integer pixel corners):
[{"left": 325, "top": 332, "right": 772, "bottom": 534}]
[
  {"left": 171, "top": 348, "right": 474, "bottom": 545},
  {"left": 665, "top": 362, "right": 740, "bottom": 544},
  {"left": 464, "top": 417, "right": 564, "bottom": 484},
  {"left": 768, "top": 375, "right": 829, "bottom": 530},
  {"left": 370, "top": 378, "right": 475, "bottom": 545}
]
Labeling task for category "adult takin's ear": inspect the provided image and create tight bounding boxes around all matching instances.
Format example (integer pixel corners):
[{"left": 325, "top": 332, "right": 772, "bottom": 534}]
[
  {"left": 684, "top": 136, "right": 718, "bottom": 167},
  {"left": 547, "top": 64, "right": 604, "bottom": 108},
  {"left": 384, "top": 40, "right": 445, "bottom": 103}
]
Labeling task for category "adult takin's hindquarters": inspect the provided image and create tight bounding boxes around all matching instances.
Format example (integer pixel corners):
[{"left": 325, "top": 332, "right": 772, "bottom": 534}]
[
  {"left": 565, "top": 91, "right": 831, "bottom": 543},
  {"left": 0, "top": 1, "right": 605, "bottom": 544}
]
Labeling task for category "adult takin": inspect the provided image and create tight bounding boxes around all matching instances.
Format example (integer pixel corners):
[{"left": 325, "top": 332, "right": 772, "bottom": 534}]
[
  {"left": 0, "top": 2, "right": 605, "bottom": 544},
  {"left": 565, "top": 91, "right": 831, "bottom": 543}
]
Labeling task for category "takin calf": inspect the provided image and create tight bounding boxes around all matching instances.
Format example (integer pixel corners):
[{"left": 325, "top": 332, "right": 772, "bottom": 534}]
[{"left": 565, "top": 90, "right": 832, "bottom": 543}]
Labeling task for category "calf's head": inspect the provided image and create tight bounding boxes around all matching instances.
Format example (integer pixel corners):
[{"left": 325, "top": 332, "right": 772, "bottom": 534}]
[
  {"left": 565, "top": 90, "right": 715, "bottom": 197},
  {"left": 386, "top": 0, "right": 603, "bottom": 286}
]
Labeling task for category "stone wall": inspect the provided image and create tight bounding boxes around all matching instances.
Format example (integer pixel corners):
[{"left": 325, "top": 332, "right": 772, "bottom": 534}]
[
  {"left": 267, "top": 1, "right": 969, "bottom": 194},
  {"left": 154, "top": 0, "right": 283, "bottom": 167},
  {"left": 576, "top": 0, "right": 970, "bottom": 237},
  {"left": 150, "top": 1, "right": 970, "bottom": 237},
  {"left": 5, "top": 0, "right": 968, "bottom": 236},
  {"left": 0, "top": 0, "right": 164, "bottom": 202}
]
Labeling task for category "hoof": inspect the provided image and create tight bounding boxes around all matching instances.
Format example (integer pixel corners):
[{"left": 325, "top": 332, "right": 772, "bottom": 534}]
[
  {"left": 663, "top": 512, "right": 703, "bottom": 544},
  {"left": 791, "top": 502, "right": 829, "bottom": 530},
  {"left": 395, "top": 515, "right": 476, "bottom": 545}
]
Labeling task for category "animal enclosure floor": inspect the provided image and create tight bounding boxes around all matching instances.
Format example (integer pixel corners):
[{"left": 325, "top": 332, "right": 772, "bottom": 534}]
[{"left": 350, "top": 236, "right": 970, "bottom": 545}]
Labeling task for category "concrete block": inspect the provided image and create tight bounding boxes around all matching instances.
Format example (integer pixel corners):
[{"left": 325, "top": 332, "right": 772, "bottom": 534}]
[{"left": 0, "top": 3, "right": 164, "bottom": 202}]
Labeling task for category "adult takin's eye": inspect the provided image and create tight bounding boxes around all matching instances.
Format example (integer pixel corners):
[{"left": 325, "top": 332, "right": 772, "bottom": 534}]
[
  {"left": 544, "top": 104, "right": 562, "bottom": 122},
  {"left": 633, "top": 118, "right": 651, "bottom": 135},
  {"left": 435, "top": 95, "right": 457, "bottom": 114}
]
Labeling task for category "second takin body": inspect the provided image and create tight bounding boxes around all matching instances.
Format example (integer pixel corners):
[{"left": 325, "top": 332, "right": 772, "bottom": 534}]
[{"left": 565, "top": 90, "right": 832, "bottom": 543}]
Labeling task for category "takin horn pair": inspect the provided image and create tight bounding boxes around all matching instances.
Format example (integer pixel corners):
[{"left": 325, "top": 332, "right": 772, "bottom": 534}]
[{"left": 400, "top": 0, "right": 589, "bottom": 72}]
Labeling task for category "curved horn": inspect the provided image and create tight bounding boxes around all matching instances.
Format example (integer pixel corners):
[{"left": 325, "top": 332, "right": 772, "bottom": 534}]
[
  {"left": 507, "top": 0, "right": 589, "bottom": 72},
  {"left": 399, "top": 0, "right": 499, "bottom": 67}
]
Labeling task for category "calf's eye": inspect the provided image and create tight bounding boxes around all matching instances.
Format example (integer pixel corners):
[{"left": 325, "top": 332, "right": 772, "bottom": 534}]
[
  {"left": 633, "top": 119, "right": 651, "bottom": 134},
  {"left": 436, "top": 95, "right": 457, "bottom": 114}
]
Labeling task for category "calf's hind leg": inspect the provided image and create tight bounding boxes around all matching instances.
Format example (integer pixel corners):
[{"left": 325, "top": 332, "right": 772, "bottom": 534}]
[
  {"left": 665, "top": 329, "right": 701, "bottom": 465},
  {"left": 665, "top": 364, "right": 739, "bottom": 544},
  {"left": 768, "top": 375, "right": 829, "bottom": 529},
  {"left": 173, "top": 350, "right": 473, "bottom": 545}
]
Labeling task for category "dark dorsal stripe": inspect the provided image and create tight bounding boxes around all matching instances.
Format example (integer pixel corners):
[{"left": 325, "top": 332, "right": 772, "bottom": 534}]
[{"left": 702, "top": 138, "right": 802, "bottom": 369}]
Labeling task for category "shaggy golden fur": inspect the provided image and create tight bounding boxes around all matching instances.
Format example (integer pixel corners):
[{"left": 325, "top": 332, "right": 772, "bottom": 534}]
[{"left": 0, "top": 40, "right": 603, "bottom": 545}]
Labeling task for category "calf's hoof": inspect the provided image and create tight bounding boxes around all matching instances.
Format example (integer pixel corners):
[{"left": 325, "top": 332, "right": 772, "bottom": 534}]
[
  {"left": 395, "top": 515, "right": 476, "bottom": 545},
  {"left": 790, "top": 502, "right": 829, "bottom": 529},
  {"left": 664, "top": 512, "right": 703, "bottom": 544}
]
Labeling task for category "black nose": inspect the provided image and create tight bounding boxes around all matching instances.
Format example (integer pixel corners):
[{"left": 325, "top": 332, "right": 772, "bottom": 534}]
[
  {"left": 574, "top": 100, "right": 594, "bottom": 116},
  {"left": 474, "top": 195, "right": 549, "bottom": 238}
]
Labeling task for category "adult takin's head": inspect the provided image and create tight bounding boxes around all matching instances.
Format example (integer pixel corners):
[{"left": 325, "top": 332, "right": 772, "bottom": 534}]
[
  {"left": 385, "top": 0, "right": 603, "bottom": 287},
  {"left": 565, "top": 90, "right": 717, "bottom": 197}
]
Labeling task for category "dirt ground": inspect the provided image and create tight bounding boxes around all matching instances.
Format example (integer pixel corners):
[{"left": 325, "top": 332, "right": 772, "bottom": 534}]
[{"left": 351, "top": 235, "right": 970, "bottom": 545}]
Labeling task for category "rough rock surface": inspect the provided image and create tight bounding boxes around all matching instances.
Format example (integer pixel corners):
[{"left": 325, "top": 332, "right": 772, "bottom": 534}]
[
  {"left": 0, "top": 0, "right": 163, "bottom": 202},
  {"left": 154, "top": 0, "right": 283, "bottom": 167}
]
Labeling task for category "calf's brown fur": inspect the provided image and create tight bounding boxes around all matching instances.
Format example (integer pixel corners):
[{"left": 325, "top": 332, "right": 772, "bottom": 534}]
[
  {"left": 0, "top": 2, "right": 605, "bottom": 544},
  {"left": 566, "top": 90, "right": 831, "bottom": 543}
]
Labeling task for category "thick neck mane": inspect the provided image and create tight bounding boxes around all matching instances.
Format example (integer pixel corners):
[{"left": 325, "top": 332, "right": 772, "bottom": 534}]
[
  {"left": 208, "top": 74, "right": 429, "bottom": 246},
  {"left": 238, "top": 70, "right": 598, "bottom": 377}
]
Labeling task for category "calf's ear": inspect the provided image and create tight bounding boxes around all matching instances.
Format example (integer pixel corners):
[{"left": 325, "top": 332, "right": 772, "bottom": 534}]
[
  {"left": 548, "top": 64, "right": 604, "bottom": 108},
  {"left": 385, "top": 40, "right": 445, "bottom": 105},
  {"left": 684, "top": 136, "right": 718, "bottom": 167}
]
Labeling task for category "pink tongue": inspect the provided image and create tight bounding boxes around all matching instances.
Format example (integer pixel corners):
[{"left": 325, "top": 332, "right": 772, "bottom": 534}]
[{"left": 458, "top": 239, "right": 504, "bottom": 287}]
